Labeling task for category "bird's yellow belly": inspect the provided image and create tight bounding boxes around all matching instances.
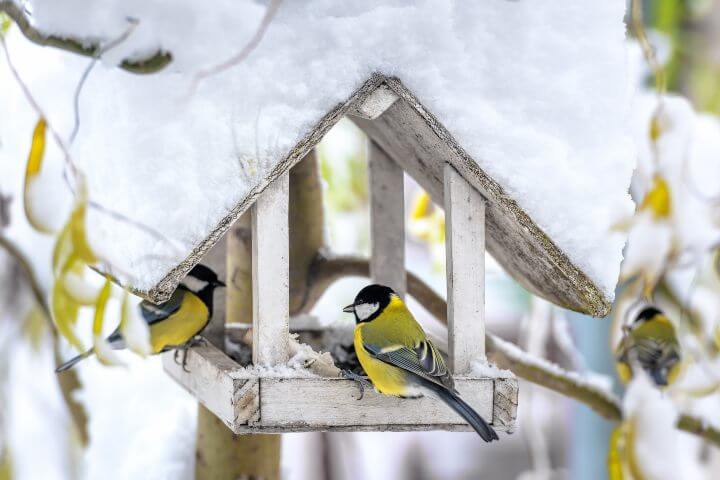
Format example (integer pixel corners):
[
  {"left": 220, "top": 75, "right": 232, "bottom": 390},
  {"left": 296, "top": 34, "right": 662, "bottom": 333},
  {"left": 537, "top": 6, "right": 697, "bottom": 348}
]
[
  {"left": 149, "top": 297, "right": 209, "bottom": 353},
  {"left": 355, "top": 330, "right": 409, "bottom": 396}
]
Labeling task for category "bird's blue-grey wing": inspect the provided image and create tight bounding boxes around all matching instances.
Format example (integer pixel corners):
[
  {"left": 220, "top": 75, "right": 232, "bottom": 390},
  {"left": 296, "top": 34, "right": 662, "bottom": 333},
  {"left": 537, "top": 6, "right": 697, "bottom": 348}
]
[
  {"left": 364, "top": 340, "right": 455, "bottom": 390},
  {"left": 139, "top": 287, "right": 186, "bottom": 325}
]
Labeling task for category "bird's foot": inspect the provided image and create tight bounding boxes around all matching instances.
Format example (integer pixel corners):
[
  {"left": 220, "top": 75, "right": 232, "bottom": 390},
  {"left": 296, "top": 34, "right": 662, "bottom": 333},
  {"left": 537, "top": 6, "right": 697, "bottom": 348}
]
[{"left": 341, "top": 370, "right": 373, "bottom": 400}]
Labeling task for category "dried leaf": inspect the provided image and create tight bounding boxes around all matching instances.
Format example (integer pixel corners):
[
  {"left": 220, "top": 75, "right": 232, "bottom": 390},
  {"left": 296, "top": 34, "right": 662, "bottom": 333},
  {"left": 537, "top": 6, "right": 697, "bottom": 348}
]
[
  {"left": 92, "top": 277, "right": 122, "bottom": 366},
  {"left": 639, "top": 175, "right": 671, "bottom": 220},
  {"left": 23, "top": 118, "right": 54, "bottom": 234},
  {"left": 119, "top": 289, "right": 151, "bottom": 357},
  {"left": 51, "top": 279, "right": 86, "bottom": 352},
  {"left": 22, "top": 306, "right": 47, "bottom": 351},
  {"left": 608, "top": 425, "right": 626, "bottom": 480}
]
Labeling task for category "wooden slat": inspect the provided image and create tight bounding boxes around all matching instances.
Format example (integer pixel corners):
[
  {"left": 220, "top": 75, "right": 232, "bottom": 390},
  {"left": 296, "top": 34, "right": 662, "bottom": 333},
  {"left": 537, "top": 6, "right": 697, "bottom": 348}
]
[
  {"left": 251, "top": 171, "right": 290, "bottom": 365},
  {"left": 349, "top": 83, "right": 399, "bottom": 120},
  {"left": 164, "top": 340, "right": 517, "bottom": 434},
  {"left": 369, "top": 140, "right": 406, "bottom": 297},
  {"left": 162, "top": 344, "right": 258, "bottom": 430},
  {"left": 254, "top": 377, "right": 494, "bottom": 431},
  {"left": 444, "top": 163, "right": 486, "bottom": 373}
]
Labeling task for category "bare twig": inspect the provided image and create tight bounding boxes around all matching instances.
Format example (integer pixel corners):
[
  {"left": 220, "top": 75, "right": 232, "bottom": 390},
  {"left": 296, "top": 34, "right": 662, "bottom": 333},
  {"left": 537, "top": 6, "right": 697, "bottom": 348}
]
[
  {"left": 0, "top": 1, "right": 171, "bottom": 73},
  {"left": 190, "top": 0, "right": 281, "bottom": 90},
  {"left": 69, "top": 18, "right": 140, "bottom": 144},
  {"left": 0, "top": 234, "right": 88, "bottom": 444}
]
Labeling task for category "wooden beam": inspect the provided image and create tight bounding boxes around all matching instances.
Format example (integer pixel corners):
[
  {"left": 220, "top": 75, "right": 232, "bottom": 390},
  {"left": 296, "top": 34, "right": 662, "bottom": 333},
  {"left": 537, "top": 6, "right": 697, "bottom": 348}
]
[
  {"left": 252, "top": 172, "right": 290, "bottom": 365},
  {"left": 368, "top": 140, "right": 406, "bottom": 297},
  {"left": 444, "top": 163, "right": 486, "bottom": 373}
]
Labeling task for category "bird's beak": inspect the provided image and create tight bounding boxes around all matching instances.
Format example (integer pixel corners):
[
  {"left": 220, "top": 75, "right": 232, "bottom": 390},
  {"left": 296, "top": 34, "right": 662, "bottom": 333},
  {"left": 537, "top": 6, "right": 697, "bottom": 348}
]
[
  {"left": 343, "top": 304, "right": 355, "bottom": 314},
  {"left": 215, "top": 280, "right": 226, "bottom": 288}
]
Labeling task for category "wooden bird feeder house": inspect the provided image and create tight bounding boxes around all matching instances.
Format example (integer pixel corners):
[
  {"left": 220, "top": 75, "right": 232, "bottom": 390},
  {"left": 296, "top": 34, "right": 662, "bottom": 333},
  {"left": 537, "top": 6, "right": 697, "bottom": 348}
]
[{"left": 100, "top": 74, "right": 616, "bottom": 434}]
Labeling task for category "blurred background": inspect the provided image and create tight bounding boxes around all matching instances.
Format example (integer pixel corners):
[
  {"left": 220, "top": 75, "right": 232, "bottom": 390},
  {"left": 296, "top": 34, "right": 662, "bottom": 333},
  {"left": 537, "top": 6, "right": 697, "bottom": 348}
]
[{"left": 2, "top": 1, "right": 720, "bottom": 479}]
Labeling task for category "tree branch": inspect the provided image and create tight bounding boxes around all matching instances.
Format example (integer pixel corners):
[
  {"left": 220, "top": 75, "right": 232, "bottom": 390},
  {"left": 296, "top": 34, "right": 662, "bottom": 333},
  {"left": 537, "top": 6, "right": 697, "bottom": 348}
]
[
  {"left": 1, "top": 2, "right": 171, "bottom": 74},
  {"left": 0, "top": 234, "right": 88, "bottom": 445},
  {"left": 301, "top": 252, "right": 720, "bottom": 447}
]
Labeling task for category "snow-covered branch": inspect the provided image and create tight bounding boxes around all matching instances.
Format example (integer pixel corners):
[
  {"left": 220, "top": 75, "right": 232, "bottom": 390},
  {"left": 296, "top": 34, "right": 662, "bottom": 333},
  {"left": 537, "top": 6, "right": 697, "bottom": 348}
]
[
  {"left": 302, "top": 252, "right": 720, "bottom": 447},
  {"left": 0, "top": 1, "right": 171, "bottom": 73}
]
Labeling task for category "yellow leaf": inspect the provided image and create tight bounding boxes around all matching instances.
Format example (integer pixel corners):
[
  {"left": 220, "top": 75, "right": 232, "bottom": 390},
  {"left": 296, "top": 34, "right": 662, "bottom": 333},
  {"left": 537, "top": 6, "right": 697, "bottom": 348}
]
[
  {"left": 51, "top": 279, "right": 86, "bottom": 352},
  {"left": 23, "top": 118, "right": 54, "bottom": 234},
  {"left": 92, "top": 276, "right": 122, "bottom": 366},
  {"left": 69, "top": 184, "right": 97, "bottom": 266},
  {"left": 608, "top": 425, "right": 626, "bottom": 480},
  {"left": 649, "top": 113, "right": 662, "bottom": 142},
  {"left": 22, "top": 306, "right": 47, "bottom": 351},
  {"left": 0, "top": 445, "right": 11, "bottom": 480},
  {"left": 639, "top": 175, "right": 671, "bottom": 220},
  {"left": 411, "top": 191, "right": 431, "bottom": 220},
  {"left": 1, "top": 13, "right": 11, "bottom": 36}
]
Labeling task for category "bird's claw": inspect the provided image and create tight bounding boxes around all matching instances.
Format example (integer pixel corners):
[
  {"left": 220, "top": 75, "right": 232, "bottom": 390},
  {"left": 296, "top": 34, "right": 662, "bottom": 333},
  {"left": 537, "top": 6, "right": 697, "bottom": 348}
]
[
  {"left": 172, "top": 337, "right": 207, "bottom": 373},
  {"left": 342, "top": 369, "right": 373, "bottom": 400}
]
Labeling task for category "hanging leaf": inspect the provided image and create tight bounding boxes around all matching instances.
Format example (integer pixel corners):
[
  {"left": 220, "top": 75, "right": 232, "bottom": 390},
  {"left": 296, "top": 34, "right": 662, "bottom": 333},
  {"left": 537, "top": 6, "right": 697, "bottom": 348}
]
[
  {"left": 639, "top": 175, "right": 671, "bottom": 220},
  {"left": 92, "top": 277, "right": 123, "bottom": 366},
  {"left": 22, "top": 306, "right": 47, "bottom": 351},
  {"left": 119, "top": 289, "right": 151, "bottom": 357},
  {"left": 0, "top": 13, "right": 11, "bottom": 36},
  {"left": 61, "top": 261, "right": 102, "bottom": 306},
  {"left": 608, "top": 425, "right": 626, "bottom": 480},
  {"left": 51, "top": 278, "right": 86, "bottom": 352},
  {"left": 23, "top": 118, "right": 54, "bottom": 234}
]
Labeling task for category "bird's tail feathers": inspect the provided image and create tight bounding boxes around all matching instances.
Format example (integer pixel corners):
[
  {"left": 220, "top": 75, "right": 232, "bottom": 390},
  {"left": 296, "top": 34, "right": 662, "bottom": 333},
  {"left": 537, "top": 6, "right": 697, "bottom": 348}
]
[
  {"left": 423, "top": 379, "right": 499, "bottom": 442},
  {"left": 56, "top": 348, "right": 95, "bottom": 373},
  {"left": 650, "top": 367, "right": 668, "bottom": 386}
]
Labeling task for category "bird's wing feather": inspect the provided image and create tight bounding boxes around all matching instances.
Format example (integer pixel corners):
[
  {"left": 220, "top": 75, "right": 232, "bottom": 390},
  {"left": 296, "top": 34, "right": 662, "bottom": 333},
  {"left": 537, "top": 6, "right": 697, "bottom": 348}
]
[
  {"left": 364, "top": 339, "right": 454, "bottom": 390},
  {"left": 139, "top": 287, "right": 186, "bottom": 325}
]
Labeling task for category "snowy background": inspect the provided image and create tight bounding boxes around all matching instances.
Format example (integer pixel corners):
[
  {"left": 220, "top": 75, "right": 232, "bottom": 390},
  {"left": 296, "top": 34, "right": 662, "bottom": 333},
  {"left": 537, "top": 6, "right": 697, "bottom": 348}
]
[{"left": 3, "top": 1, "right": 720, "bottom": 479}]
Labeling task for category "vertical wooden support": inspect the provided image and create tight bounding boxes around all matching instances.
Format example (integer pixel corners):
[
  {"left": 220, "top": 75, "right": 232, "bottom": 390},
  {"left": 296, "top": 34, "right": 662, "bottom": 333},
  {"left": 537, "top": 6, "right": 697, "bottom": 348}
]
[
  {"left": 444, "top": 163, "right": 486, "bottom": 373},
  {"left": 195, "top": 211, "right": 280, "bottom": 480},
  {"left": 368, "top": 140, "right": 406, "bottom": 297},
  {"left": 252, "top": 172, "right": 290, "bottom": 366}
]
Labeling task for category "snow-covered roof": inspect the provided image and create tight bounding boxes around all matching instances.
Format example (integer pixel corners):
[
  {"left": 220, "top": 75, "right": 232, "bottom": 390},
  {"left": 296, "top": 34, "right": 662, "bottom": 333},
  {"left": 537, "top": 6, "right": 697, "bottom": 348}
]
[{"left": 7, "top": 1, "right": 634, "bottom": 315}]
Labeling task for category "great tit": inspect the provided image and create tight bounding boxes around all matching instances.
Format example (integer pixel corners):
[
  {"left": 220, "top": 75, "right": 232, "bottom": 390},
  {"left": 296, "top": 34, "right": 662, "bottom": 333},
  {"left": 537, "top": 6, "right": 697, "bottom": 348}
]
[
  {"left": 56, "top": 264, "right": 225, "bottom": 372},
  {"left": 615, "top": 306, "right": 681, "bottom": 387},
  {"left": 343, "top": 284, "right": 499, "bottom": 442}
]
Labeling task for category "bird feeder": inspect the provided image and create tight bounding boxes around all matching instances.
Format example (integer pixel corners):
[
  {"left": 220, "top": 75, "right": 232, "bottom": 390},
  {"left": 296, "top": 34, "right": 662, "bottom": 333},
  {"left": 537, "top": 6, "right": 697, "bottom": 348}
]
[{"left": 89, "top": 73, "right": 620, "bottom": 434}]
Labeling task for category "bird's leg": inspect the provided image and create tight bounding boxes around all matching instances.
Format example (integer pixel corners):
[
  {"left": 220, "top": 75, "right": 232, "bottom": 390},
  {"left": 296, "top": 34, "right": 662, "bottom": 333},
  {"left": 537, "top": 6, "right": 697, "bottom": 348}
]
[{"left": 341, "top": 369, "right": 373, "bottom": 400}]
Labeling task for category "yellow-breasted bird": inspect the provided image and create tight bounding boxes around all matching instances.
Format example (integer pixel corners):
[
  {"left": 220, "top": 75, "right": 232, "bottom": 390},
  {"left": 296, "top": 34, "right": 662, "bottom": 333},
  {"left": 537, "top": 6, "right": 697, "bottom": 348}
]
[
  {"left": 343, "top": 284, "right": 499, "bottom": 442},
  {"left": 615, "top": 306, "right": 681, "bottom": 387},
  {"left": 56, "top": 264, "right": 225, "bottom": 372}
]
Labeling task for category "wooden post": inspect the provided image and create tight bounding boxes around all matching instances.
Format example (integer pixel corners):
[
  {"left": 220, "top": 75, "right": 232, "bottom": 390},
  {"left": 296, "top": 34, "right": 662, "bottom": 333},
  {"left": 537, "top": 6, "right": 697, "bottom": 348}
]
[
  {"left": 195, "top": 211, "right": 281, "bottom": 480},
  {"left": 368, "top": 140, "right": 406, "bottom": 297},
  {"left": 252, "top": 171, "right": 290, "bottom": 365},
  {"left": 444, "top": 163, "right": 486, "bottom": 373}
]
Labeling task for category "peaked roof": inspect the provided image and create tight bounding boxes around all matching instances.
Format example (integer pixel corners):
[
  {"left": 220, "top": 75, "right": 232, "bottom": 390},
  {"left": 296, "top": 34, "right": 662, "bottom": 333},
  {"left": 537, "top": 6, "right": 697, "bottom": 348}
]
[
  {"left": 129, "top": 74, "right": 612, "bottom": 316},
  {"left": 3, "top": 2, "right": 633, "bottom": 317}
]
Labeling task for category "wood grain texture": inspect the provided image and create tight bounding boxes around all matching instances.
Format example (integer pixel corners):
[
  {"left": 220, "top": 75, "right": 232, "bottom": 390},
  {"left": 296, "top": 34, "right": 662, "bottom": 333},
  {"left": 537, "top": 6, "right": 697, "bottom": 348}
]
[
  {"left": 444, "top": 163, "right": 486, "bottom": 372},
  {"left": 368, "top": 140, "right": 406, "bottom": 297},
  {"left": 351, "top": 78, "right": 610, "bottom": 317},
  {"left": 163, "top": 341, "right": 517, "bottom": 434},
  {"left": 349, "top": 84, "right": 399, "bottom": 120},
  {"left": 163, "top": 345, "right": 258, "bottom": 431},
  {"left": 121, "top": 74, "right": 608, "bottom": 317},
  {"left": 252, "top": 171, "right": 290, "bottom": 366}
]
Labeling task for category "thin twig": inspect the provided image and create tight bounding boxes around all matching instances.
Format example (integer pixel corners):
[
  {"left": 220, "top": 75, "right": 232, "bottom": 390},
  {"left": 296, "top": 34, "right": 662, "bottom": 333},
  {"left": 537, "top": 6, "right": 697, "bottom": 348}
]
[
  {"left": 190, "top": 0, "right": 282, "bottom": 91},
  {"left": 70, "top": 18, "right": 140, "bottom": 144}
]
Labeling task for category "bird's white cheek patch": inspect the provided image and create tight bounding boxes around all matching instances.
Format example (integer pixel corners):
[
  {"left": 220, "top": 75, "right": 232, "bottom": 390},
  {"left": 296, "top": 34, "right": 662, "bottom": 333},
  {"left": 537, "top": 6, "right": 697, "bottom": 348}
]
[{"left": 355, "top": 302, "right": 379, "bottom": 321}]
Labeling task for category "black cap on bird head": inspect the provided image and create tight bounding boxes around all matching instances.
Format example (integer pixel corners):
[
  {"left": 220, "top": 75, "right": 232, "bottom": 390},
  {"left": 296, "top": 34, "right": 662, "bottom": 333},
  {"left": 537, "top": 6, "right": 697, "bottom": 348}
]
[
  {"left": 343, "top": 284, "right": 396, "bottom": 323},
  {"left": 187, "top": 264, "right": 226, "bottom": 288},
  {"left": 635, "top": 306, "right": 663, "bottom": 324}
]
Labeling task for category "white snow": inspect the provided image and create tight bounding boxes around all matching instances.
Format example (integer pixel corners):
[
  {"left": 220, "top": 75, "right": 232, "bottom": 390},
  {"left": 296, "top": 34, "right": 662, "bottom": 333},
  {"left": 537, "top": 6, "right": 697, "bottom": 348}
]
[
  {"left": 623, "top": 375, "right": 681, "bottom": 480},
  {"left": 2, "top": 0, "right": 634, "bottom": 297}
]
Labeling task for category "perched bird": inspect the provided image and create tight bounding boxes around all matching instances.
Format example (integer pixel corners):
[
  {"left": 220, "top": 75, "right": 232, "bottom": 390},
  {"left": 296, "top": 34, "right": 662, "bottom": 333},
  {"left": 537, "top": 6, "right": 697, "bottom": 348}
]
[
  {"left": 56, "top": 264, "right": 225, "bottom": 372},
  {"left": 343, "top": 284, "right": 499, "bottom": 442},
  {"left": 615, "top": 306, "right": 681, "bottom": 387}
]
